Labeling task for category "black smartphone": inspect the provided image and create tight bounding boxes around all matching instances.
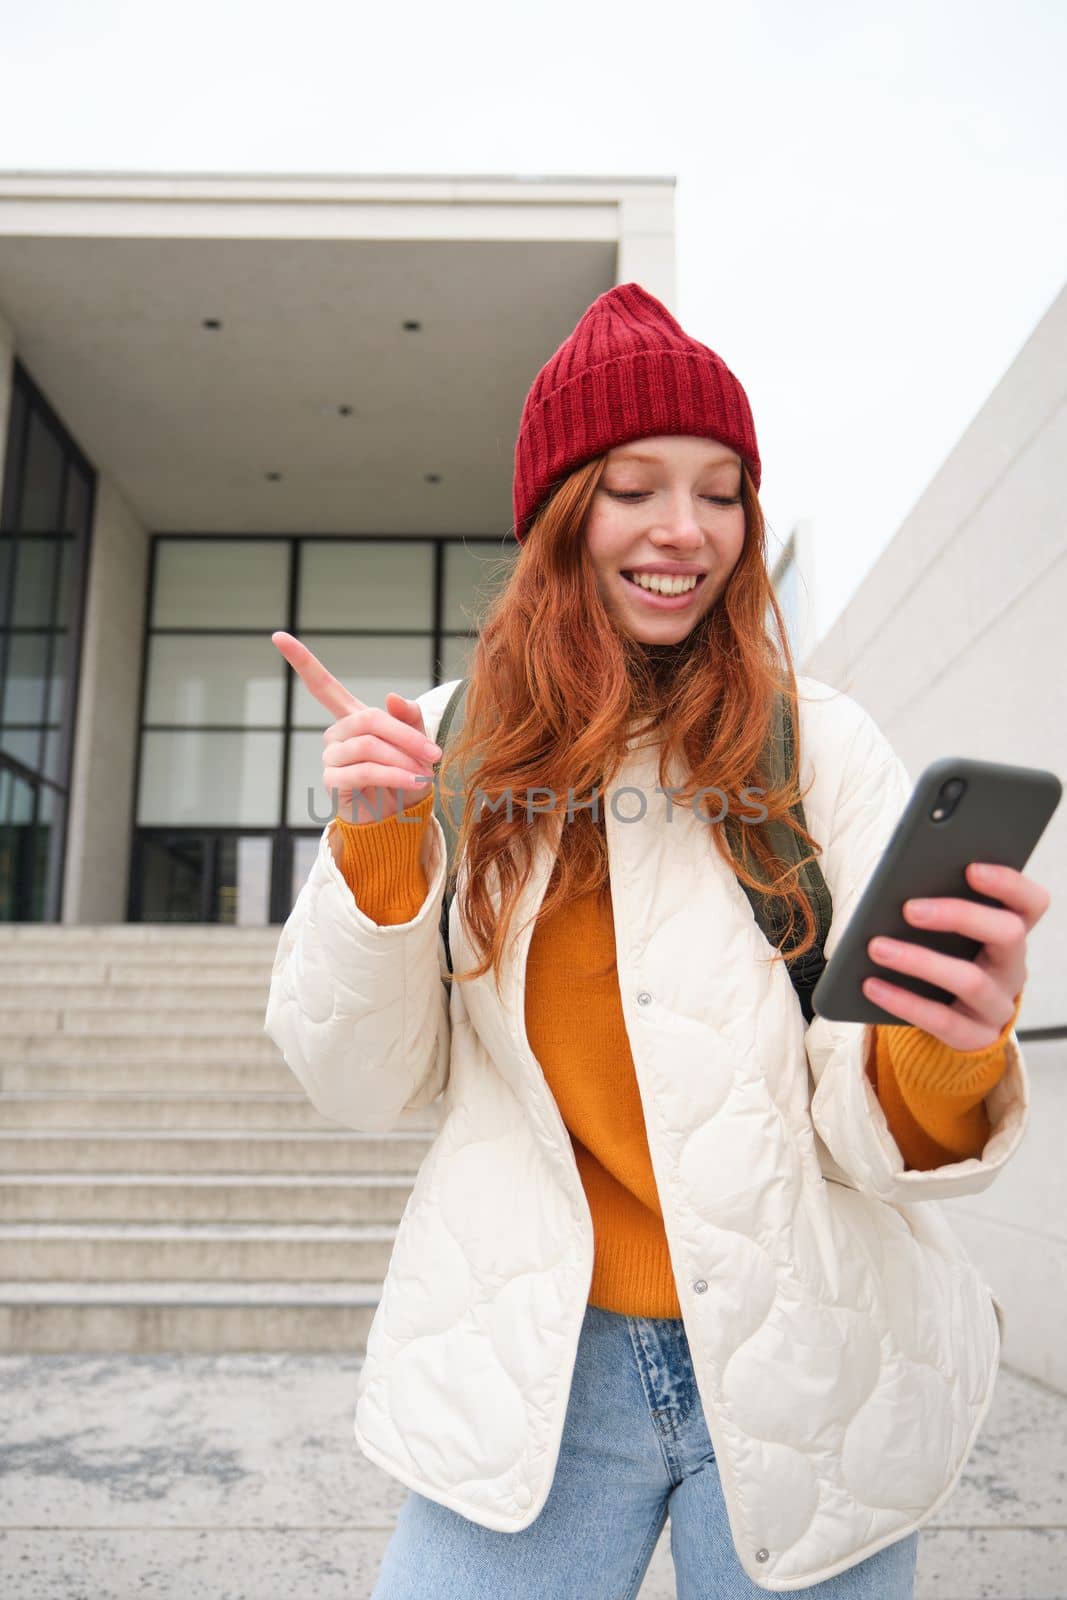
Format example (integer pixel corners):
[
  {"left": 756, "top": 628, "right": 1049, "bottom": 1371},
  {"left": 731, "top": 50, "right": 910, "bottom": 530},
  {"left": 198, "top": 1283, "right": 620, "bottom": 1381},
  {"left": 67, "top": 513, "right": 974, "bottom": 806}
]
[{"left": 810, "top": 755, "right": 1061, "bottom": 1026}]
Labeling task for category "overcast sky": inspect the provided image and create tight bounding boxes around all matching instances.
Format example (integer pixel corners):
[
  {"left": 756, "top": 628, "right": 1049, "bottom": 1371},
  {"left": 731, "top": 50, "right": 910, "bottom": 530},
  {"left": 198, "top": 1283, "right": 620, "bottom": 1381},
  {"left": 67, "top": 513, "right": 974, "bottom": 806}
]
[{"left": 2, "top": 0, "right": 1064, "bottom": 649}]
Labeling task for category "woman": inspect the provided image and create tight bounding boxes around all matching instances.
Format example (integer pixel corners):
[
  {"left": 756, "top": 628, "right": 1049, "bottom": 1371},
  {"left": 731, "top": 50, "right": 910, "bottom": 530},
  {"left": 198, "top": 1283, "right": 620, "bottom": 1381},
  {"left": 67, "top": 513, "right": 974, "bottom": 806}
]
[{"left": 266, "top": 283, "right": 1044, "bottom": 1597}]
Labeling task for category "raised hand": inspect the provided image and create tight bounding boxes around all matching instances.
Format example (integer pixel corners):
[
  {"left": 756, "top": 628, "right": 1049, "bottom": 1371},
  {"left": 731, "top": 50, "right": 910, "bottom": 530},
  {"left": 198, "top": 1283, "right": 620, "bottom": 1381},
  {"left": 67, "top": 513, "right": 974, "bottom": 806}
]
[{"left": 271, "top": 631, "right": 442, "bottom": 826}]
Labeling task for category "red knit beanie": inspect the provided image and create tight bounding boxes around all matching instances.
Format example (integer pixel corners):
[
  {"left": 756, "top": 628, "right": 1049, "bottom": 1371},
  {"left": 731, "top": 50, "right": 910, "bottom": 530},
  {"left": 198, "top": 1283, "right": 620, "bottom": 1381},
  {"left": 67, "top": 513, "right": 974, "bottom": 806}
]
[{"left": 512, "top": 281, "right": 761, "bottom": 544}]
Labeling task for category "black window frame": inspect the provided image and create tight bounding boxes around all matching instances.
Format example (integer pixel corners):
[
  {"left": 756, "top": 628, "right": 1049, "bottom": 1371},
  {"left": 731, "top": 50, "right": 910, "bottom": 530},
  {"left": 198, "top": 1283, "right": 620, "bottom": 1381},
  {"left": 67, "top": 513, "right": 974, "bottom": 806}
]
[
  {"left": 127, "top": 530, "right": 516, "bottom": 925},
  {"left": 0, "top": 359, "right": 96, "bottom": 922}
]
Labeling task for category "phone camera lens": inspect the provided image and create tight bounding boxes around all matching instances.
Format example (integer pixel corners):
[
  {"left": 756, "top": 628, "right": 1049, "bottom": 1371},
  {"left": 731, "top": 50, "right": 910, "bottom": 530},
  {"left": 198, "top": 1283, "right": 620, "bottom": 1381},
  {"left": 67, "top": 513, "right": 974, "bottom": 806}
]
[{"left": 931, "top": 774, "right": 966, "bottom": 823}]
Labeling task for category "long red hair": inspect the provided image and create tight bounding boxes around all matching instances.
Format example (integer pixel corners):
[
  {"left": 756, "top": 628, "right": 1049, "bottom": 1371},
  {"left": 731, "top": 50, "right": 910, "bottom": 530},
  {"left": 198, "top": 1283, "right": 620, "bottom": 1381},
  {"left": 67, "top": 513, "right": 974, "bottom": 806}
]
[{"left": 438, "top": 454, "right": 822, "bottom": 996}]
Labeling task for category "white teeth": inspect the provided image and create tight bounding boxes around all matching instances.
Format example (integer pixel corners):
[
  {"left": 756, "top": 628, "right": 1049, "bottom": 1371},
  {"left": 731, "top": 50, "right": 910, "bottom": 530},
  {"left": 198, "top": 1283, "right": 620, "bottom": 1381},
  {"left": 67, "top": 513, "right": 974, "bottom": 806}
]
[{"left": 627, "top": 572, "right": 699, "bottom": 595}]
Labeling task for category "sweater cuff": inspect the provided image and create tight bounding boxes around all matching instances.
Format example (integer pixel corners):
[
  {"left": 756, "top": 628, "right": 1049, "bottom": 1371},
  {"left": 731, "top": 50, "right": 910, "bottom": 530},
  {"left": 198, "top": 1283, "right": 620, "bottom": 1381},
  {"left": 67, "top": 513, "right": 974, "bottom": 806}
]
[
  {"left": 885, "top": 988, "right": 1023, "bottom": 1102},
  {"left": 871, "top": 989, "right": 1022, "bottom": 1168},
  {"left": 331, "top": 790, "right": 434, "bottom": 924}
]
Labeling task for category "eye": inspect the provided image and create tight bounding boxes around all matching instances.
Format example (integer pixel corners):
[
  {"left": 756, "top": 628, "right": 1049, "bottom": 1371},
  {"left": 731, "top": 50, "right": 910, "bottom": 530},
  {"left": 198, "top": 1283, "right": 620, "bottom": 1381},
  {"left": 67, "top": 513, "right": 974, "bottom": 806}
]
[{"left": 605, "top": 491, "right": 741, "bottom": 506}]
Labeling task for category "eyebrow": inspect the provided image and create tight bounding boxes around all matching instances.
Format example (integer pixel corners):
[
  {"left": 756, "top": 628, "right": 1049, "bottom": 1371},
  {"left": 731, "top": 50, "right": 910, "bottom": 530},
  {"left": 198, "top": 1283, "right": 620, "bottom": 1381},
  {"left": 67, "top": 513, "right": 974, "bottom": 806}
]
[{"left": 611, "top": 450, "right": 740, "bottom": 471}]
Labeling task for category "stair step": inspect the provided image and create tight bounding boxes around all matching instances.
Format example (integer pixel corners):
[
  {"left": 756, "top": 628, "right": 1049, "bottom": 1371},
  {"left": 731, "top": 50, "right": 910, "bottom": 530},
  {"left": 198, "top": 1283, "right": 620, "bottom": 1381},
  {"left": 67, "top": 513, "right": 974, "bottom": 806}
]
[
  {"left": 0, "top": 1007, "right": 270, "bottom": 1036},
  {"left": 0, "top": 1059, "right": 298, "bottom": 1092},
  {"left": 0, "top": 1279, "right": 381, "bottom": 1352},
  {"left": 3, "top": 960, "right": 274, "bottom": 984},
  {"left": 0, "top": 983, "right": 270, "bottom": 1009},
  {"left": 0, "top": 1033, "right": 284, "bottom": 1063},
  {"left": 0, "top": 935, "right": 281, "bottom": 963},
  {"left": 3, "top": 950, "right": 276, "bottom": 970},
  {"left": 0, "top": 1128, "right": 436, "bottom": 1173},
  {"left": 0, "top": 1090, "right": 354, "bottom": 1131},
  {"left": 0, "top": 1172, "right": 416, "bottom": 1222},
  {"left": 0, "top": 1220, "right": 399, "bottom": 1279},
  {"left": 0, "top": 918, "right": 438, "bottom": 1353}
]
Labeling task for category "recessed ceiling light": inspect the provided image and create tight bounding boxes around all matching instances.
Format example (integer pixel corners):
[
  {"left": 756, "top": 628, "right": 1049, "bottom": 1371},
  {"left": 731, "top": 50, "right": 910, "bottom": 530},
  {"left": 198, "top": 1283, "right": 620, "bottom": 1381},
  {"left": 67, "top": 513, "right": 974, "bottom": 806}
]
[
  {"left": 202, "top": 318, "right": 222, "bottom": 330},
  {"left": 402, "top": 320, "right": 421, "bottom": 331}
]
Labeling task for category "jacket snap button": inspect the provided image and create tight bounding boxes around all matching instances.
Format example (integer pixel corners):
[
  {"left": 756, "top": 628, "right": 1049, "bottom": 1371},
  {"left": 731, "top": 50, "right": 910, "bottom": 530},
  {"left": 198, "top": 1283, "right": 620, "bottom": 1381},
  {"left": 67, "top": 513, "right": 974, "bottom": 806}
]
[
  {"left": 693, "top": 1278, "right": 708, "bottom": 1293},
  {"left": 755, "top": 1548, "right": 769, "bottom": 1562},
  {"left": 637, "top": 991, "right": 652, "bottom": 1006}
]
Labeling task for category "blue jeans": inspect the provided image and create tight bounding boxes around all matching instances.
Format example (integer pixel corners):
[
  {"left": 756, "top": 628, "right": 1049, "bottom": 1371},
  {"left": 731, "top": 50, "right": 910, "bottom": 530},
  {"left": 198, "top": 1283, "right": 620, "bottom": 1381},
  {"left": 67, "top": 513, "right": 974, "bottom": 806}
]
[{"left": 370, "top": 1301, "right": 919, "bottom": 1598}]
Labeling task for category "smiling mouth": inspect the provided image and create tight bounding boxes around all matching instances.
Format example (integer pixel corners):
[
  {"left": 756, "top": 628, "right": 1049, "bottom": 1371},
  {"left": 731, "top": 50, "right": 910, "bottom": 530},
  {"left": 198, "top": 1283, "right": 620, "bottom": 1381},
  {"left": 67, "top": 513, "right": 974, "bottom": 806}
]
[{"left": 620, "top": 571, "right": 707, "bottom": 597}]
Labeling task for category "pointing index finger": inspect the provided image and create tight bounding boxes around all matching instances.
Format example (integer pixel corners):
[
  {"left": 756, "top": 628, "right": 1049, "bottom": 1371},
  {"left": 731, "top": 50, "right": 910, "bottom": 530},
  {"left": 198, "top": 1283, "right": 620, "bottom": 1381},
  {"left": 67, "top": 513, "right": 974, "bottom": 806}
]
[{"left": 271, "top": 631, "right": 365, "bottom": 718}]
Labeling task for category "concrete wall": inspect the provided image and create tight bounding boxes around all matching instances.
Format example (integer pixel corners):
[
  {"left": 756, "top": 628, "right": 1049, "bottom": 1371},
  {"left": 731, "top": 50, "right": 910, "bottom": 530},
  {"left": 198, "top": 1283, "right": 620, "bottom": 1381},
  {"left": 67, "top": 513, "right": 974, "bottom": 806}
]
[
  {"left": 617, "top": 187, "right": 676, "bottom": 305},
  {"left": 63, "top": 474, "right": 148, "bottom": 923},
  {"left": 804, "top": 280, "right": 1067, "bottom": 1391}
]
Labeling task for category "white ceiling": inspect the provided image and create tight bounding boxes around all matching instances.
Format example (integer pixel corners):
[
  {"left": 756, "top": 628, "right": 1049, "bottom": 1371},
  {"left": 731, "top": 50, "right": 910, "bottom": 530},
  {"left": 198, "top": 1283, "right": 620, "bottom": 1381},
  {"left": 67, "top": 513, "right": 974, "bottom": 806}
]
[{"left": 0, "top": 234, "right": 617, "bottom": 536}]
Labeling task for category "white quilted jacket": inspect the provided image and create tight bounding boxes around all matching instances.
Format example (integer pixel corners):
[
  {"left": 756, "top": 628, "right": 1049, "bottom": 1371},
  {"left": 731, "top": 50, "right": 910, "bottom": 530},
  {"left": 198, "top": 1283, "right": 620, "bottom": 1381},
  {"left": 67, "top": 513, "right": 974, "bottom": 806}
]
[{"left": 264, "top": 674, "right": 1029, "bottom": 1592}]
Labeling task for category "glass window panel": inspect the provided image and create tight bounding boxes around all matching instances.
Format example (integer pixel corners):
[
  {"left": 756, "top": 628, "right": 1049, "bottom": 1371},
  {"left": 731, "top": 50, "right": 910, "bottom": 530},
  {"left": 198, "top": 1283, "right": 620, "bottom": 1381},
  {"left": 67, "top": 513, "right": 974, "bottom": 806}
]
[
  {"left": 144, "top": 634, "right": 286, "bottom": 727},
  {"left": 28, "top": 820, "right": 49, "bottom": 918},
  {"left": 0, "top": 825, "right": 15, "bottom": 918},
  {"left": 214, "top": 835, "right": 272, "bottom": 926},
  {"left": 289, "top": 633, "right": 431, "bottom": 727},
  {"left": 0, "top": 539, "right": 14, "bottom": 608},
  {"left": 137, "top": 834, "right": 205, "bottom": 922},
  {"left": 45, "top": 631, "right": 69, "bottom": 725},
  {"left": 0, "top": 774, "right": 40, "bottom": 919},
  {"left": 298, "top": 540, "right": 433, "bottom": 631},
  {"left": 0, "top": 762, "right": 36, "bottom": 825},
  {"left": 152, "top": 539, "right": 289, "bottom": 629},
  {"left": 11, "top": 538, "right": 59, "bottom": 626},
  {"left": 39, "top": 780, "right": 59, "bottom": 824},
  {"left": 138, "top": 730, "right": 282, "bottom": 826},
  {"left": 56, "top": 536, "right": 77, "bottom": 625},
  {"left": 19, "top": 410, "right": 65, "bottom": 534},
  {"left": 290, "top": 834, "right": 320, "bottom": 903},
  {"left": 442, "top": 541, "right": 519, "bottom": 632},
  {"left": 0, "top": 814, "right": 43, "bottom": 919},
  {"left": 438, "top": 633, "right": 477, "bottom": 684},
  {"left": 42, "top": 727, "right": 67, "bottom": 787},
  {"left": 0, "top": 728, "right": 42, "bottom": 772},
  {"left": 1, "top": 632, "right": 49, "bottom": 723},
  {"left": 62, "top": 465, "right": 91, "bottom": 536}
]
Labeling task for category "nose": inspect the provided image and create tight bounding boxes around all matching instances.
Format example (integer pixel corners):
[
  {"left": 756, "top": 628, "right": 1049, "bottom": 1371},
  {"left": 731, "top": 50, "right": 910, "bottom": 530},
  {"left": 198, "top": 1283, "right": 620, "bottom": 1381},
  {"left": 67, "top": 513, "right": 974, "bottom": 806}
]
[{"left": 647, "top": 492, "right": 705, "bottom": 550}]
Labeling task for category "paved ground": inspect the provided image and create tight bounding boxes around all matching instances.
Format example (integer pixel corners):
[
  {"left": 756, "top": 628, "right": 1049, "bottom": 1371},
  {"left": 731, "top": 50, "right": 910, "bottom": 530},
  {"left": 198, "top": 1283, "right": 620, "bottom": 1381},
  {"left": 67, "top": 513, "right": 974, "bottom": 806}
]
[{"left": 0, "top": 1353, "right": 1064, "bottom": 1599}]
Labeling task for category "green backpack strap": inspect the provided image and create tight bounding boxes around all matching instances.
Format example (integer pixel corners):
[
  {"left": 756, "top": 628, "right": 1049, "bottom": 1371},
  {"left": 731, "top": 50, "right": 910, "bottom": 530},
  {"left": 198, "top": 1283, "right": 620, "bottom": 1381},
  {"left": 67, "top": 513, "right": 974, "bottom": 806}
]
[
  {"left": 433, "top": 679, "right": 832, "bottom": 1018},
  {"left": 726, "top": 690, "right": 833, "bottom": 1023}
]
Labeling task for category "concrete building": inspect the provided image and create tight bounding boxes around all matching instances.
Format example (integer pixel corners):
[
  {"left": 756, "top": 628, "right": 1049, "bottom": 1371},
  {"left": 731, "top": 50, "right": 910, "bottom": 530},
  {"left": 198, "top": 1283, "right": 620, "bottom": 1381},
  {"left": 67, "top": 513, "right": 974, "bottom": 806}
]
[{"left": 804, "top": 280, "right": 1067, "bottom": 1392}]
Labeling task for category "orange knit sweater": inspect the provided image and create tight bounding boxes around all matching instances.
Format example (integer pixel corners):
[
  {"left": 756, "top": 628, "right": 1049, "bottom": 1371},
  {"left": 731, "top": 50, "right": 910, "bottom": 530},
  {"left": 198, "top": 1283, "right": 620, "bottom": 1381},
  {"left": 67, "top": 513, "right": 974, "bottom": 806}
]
[{"left": 330, "top": 791, "right": 1021, "bottom": 1318}]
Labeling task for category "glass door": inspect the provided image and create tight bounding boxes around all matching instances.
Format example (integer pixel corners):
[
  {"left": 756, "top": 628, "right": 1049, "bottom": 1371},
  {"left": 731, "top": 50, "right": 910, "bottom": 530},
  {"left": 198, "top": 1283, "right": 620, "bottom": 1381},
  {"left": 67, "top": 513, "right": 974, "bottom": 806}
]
[{"left": 132, "top": 831, "right": 273, "bottom": 924}]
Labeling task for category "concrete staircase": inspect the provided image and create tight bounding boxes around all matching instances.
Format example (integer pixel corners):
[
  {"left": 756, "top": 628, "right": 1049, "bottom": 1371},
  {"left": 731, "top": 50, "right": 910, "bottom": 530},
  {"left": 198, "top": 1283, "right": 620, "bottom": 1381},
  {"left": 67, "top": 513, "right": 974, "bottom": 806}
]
[{"left": 0, "top": 924, "right": 440, "bottom": 1354}]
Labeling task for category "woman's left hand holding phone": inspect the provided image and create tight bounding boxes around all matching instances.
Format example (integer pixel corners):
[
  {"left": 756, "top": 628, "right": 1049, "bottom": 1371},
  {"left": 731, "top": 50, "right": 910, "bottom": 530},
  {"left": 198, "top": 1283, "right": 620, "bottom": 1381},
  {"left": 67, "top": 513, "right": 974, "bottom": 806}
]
[{"left": 863, "top": 861, "right": 1051, "bottom": 1049}]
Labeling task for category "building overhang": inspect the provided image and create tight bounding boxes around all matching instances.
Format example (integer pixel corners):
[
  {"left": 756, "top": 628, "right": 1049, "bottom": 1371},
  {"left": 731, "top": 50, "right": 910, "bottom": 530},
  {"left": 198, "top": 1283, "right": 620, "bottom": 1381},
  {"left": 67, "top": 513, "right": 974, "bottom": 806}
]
[{"left": 0, "top": 171, "right": 675, "bottom": 535}]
